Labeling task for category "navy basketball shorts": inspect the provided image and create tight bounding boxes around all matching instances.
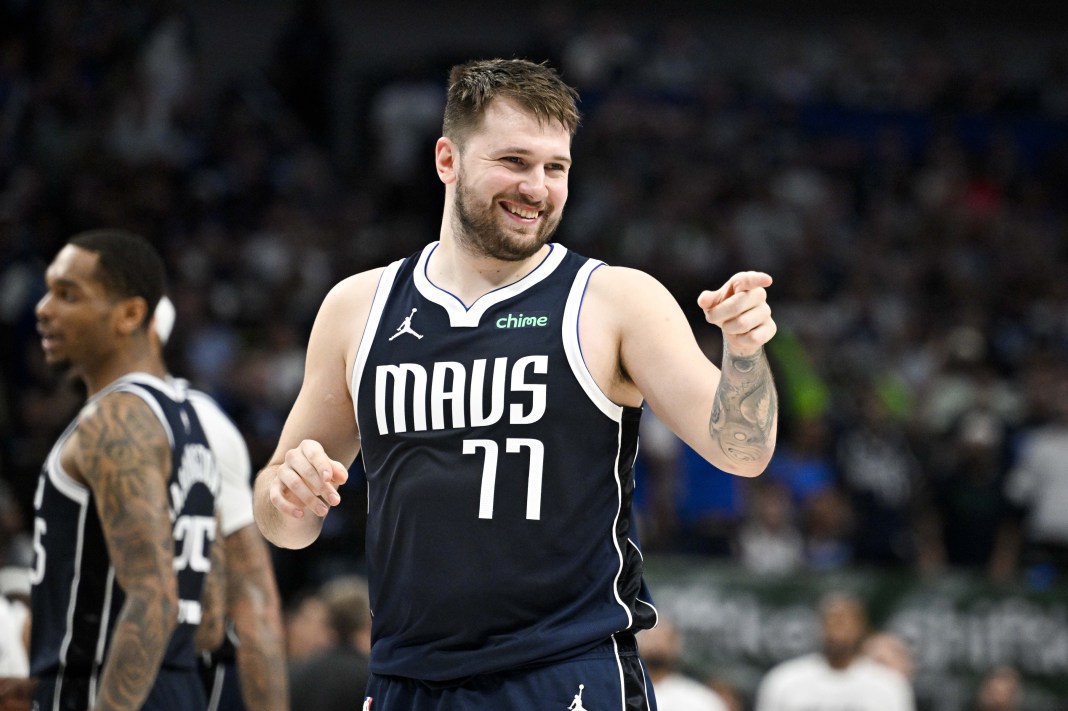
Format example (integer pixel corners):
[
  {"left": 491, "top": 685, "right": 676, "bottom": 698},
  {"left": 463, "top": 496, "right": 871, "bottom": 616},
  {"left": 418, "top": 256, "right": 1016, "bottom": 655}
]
[
  {"left": 34, "top": 668, "right": 207, "bottom": 711},
  {"left": 362, "top": 633, "right": 657, "bottom": 711}
]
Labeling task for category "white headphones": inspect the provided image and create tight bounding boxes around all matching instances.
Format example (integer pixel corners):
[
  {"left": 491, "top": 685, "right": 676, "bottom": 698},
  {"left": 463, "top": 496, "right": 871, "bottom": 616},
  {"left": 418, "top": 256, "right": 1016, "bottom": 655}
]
[{"left": 153, "top": 295, "right": 176, "bottom": 345}]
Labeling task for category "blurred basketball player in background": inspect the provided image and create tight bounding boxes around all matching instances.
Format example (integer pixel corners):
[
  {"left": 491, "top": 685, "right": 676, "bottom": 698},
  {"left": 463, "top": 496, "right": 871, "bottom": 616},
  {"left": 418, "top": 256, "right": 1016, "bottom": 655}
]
[{"left": 30, "top": 230, "right": 224, "bottom": 710}]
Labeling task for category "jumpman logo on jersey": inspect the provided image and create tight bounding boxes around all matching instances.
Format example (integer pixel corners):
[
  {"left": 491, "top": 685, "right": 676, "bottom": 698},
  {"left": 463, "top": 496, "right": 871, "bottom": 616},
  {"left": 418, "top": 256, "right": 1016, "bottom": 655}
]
[
  {"left": 389, "top": 308, "right": 423, "bottom": 340},
  {"left": 567, "top": 684, "right": 587, "bottom": 710}
]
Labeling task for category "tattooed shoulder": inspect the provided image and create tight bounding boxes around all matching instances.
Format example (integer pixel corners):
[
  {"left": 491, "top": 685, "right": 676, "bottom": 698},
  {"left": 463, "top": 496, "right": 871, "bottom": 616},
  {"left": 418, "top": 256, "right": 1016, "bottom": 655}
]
[{"left": 72, "top": 392, "right": 173, "bottom": 544}]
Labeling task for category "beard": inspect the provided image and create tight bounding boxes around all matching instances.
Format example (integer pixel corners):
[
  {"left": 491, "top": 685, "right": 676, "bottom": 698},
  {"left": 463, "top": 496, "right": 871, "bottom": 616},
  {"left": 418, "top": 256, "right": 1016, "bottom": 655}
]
[{"left": 452, "top": 173, "right": 562, "bottom": 261}]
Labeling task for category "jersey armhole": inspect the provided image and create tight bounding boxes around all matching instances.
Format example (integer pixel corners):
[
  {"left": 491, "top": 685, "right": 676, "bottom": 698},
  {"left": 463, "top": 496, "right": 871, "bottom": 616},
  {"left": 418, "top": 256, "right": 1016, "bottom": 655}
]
[
  {"left": 351, "top": 259, "right": 405, "bottom": 433},
  {"left": 562, "top": 259, "right": 625, "bottom": 423}
]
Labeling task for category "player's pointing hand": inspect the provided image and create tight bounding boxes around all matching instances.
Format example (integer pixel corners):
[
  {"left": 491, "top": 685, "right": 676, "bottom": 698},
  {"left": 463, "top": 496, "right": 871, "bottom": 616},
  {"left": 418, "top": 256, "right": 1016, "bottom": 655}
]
[
  {"left": 698, "top": 271, "right": 777, "bottom": 356},
  {"left": 271, "top": 439, "right": 348, "bottom": 519}
]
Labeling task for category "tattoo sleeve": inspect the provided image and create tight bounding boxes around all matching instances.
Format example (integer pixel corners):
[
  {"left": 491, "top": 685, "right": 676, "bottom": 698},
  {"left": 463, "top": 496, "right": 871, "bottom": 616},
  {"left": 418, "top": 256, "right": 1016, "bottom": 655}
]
[
  {"left": 74, "top": 393, "right": 178, "bottom": 711},
  {"left": 709, "top": 346, "right": 779, "bottom": 469},
  {"left": 226, "top": 525, "right": 289, "bottom": 711}
]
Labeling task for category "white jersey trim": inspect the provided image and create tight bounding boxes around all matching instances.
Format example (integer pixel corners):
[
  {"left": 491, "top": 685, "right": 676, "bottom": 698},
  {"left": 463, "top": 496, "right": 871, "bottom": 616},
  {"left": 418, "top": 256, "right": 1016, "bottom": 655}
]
[
  {"left": 563, "top": 259, "right": 623, "bottom": 423},
  {"left": 352, "top": 259, "right": 405, "bottom": 432},
  {"left": 608, "top": 422, "right": 632, "bottom": 630},
  {"left": 55, "top": 491, "right": 91, "bottom": 698},
  {"left": 107, "top": 378, "right": 176, "bottom": 449},
  {"left": 87, "top": 566, "right": 116, "bottom": 704},
  {"left": 413, "top": 242, "right": 568, "bottom": 328},
  {"left": 45, "top": 372, "right": 180, "bottom": 504},
  {"left": 45, "top": 427, "right": 89, "bottom": 506},
  {"left": 611, "top": 635, "right": 626, "bottom": 710}
]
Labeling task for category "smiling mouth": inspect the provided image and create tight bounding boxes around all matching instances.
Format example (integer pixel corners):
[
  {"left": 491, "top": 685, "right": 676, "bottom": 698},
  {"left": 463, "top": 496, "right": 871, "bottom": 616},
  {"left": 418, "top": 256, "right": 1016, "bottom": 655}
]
[{"left": 502, "top": 202, "right": 541, "bottom": 220}]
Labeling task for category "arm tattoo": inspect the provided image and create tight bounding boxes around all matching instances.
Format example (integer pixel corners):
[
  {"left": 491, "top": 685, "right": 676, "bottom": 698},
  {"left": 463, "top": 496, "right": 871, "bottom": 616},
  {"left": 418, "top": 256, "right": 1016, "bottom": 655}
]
[
  {"left": 709, "top": 347, "right": 778, "bottom": 466},
  {"left": 227, "top": 525, "right": 289, "bottom": 711},
  {"left": 74, "top": 393, "right": 178, "bottom": 711}
]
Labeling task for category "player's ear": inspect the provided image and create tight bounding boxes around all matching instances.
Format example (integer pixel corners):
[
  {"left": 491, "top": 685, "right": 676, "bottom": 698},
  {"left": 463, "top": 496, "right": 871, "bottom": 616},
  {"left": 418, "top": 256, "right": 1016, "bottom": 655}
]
[
  {"left": 436, "top": 137, "right": 458, "bottom": 185},
  {"left": 114, "top": 296, "right": 150, "bottom": 337}
]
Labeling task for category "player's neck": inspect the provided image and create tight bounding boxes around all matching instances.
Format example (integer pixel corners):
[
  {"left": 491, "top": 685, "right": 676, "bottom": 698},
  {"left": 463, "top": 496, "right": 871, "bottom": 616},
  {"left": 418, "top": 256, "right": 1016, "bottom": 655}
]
[
  {"left": 430, "top": 237, "right": 550, "bottom": 307},
  {"left": 82, "top": 343, "right": 168, "bottom": 397}
]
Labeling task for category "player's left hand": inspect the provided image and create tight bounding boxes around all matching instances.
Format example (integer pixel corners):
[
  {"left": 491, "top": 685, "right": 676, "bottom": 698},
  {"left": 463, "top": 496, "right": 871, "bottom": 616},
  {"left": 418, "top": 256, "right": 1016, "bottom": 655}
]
[{"left": 697, "top": 271, "right": 777, "bottom": 357}]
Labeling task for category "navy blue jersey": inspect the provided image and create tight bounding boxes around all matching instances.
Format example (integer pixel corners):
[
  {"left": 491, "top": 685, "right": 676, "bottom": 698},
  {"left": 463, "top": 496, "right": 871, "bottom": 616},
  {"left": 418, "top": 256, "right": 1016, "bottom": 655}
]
[
  {"left": 30, "top": 373, "right": 220, "bottom": 707},
  {"left": 352, "top": 243, "right": 657, "bottom": 681}
]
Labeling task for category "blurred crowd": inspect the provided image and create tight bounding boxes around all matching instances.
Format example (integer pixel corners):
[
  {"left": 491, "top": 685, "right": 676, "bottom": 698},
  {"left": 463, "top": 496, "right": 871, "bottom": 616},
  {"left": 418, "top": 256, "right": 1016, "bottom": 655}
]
[{"left": 1, "top": 0, "right": 1067, "bottom": 681}]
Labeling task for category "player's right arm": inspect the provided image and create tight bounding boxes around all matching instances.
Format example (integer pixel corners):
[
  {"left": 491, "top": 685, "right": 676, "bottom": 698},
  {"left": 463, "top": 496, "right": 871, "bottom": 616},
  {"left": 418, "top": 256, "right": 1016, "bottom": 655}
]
[
  {"left": 253, "top": 269, "right": 383, "bottom": 549},
  {"left": 69, "top": 392, "right": 178, "bottom": 711},
  {"left": 194, "top": 508, "right": 227, "bottom": 654},
  {"left": 225, "top": 524, "right": 287, "bottom": 711}
]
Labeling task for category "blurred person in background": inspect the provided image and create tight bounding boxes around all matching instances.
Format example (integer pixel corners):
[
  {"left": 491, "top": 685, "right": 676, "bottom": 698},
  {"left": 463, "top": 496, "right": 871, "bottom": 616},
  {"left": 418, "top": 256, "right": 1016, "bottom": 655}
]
[
  {"left": 835, "top": 383, "right": 937, "bottom": 571},
  {"left": 733, "top": 478, "right": 804, "bottom": 574},
  {"left": 925, "top": 408, "right": 1014, "bottom": 579},
  {"left": 801, "top": 486, "right": 855, "bottom": 570},
  {"left": 755, "top": 591, "right": 914, "bottom": 711},
  {"left": 862, "top": 631, "right": 941, "bottom": 711},
  {"left": 764, "top": 415, "right": 836, "bottom": 519},
  {"left": 0, "top": 566, "right": 32, "bottom": 710},
  {"left": 706, "top": 679, "right": 746, "bottom": 711},
  {"left": 638, "top": 618, "right": 728, "bottom": 711},
  {"left": 968, "top": 666, "right": 1022, "bottom": 711},
  {"left": 990, "top": 360, "right": 1068, "bottom": 587},
  {"left": 288, "top": 574, "right": 371, "bottom": 711},
  {"left": 282, "top": 588, "right": 335, "bottom": 667},
  {"left": 153, "top": 297, "right": 289, "bottom": 711}
]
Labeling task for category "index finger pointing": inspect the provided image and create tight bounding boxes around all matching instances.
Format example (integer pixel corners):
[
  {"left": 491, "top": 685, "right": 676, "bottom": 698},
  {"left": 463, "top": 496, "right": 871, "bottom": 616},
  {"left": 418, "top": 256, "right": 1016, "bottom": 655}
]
[
  {"left": 697, "top": 271, "right": 773, "bottom": 310},
  {"left": 728, "top": 271, "right": 773, "bottom": 293}
]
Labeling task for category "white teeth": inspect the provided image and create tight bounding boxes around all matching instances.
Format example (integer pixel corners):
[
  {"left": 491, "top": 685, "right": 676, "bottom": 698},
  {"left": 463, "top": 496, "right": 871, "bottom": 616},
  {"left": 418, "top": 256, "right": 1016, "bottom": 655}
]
[{"left": 509, "top": 206, "right": 538, "bottom": 219}]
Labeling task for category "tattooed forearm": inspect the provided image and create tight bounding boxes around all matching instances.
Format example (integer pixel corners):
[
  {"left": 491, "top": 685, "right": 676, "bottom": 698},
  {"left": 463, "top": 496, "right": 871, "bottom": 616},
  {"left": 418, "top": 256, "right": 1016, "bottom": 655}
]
[
  {"left": 73, "top": 393, "right": 178, "bottom": 710},
  {"left": 196, "top": 510, "right": 226, "bottom": 654},
  {"left": 709, "top": 346, "right": 778, "bottom": 469},
  {"left": 97, "top": 594, "right": 176, "bottom": 710},
  {"left": 227, "top": 526, "right": 289, "bottom": 711}
]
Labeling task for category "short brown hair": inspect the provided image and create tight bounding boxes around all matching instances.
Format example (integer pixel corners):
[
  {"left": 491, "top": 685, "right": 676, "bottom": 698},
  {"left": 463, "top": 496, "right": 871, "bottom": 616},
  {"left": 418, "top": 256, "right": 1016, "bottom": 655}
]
[{"left": 443, "top": 58, "right": 581, "bottom": 147}]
